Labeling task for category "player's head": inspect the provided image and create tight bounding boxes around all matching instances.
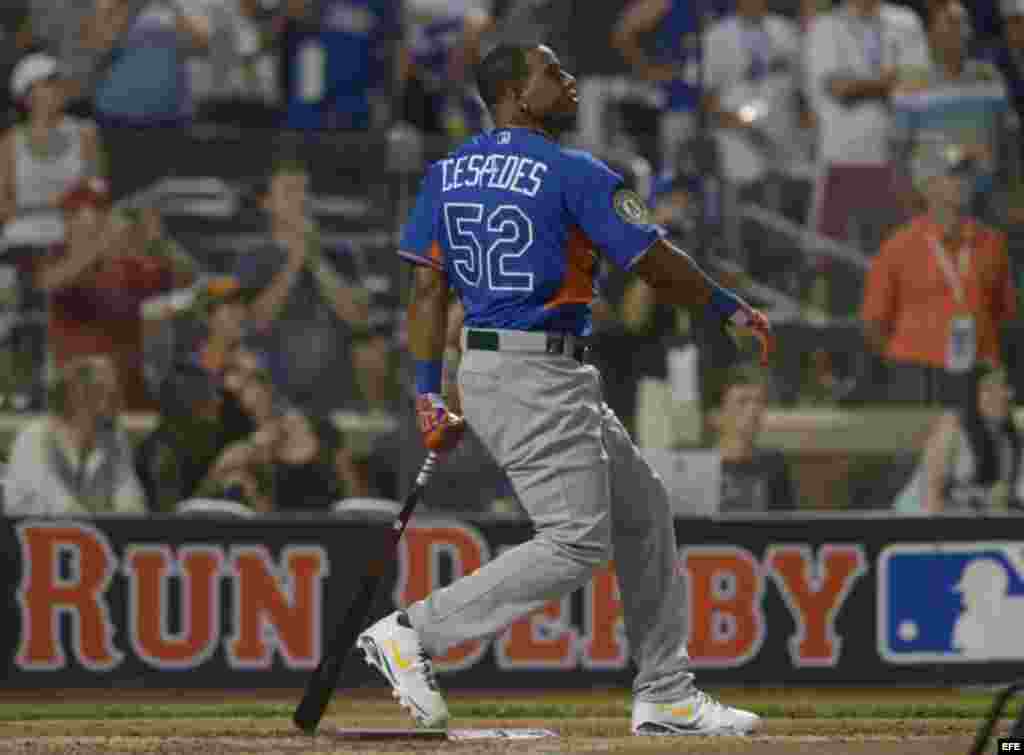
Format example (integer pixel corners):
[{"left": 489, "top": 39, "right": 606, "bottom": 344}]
[
  {"left": 476, "top": 43, "right": 578, "bottom": 136},
  {"left": 713, "top": 364, "right": 770, "bottom": 444}
]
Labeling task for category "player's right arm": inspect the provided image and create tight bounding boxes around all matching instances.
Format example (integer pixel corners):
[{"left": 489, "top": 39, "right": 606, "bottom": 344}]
[
  {"left": 400, "top": 165, "right": 465, "bottom": 453},
  {"left": 563, "top": 151, "right": 774, "bottom": 365},
  {"left": 408, "top": 265, "right": 449, "bottom": 379},
  {"left": 632, "top": 239, "right": 774, "bottom": 366}
]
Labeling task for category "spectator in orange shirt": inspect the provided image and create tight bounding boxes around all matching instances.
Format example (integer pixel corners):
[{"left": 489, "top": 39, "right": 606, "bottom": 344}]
[{"left": 861, "top": 143, "right": 1017, "bottom": 405}]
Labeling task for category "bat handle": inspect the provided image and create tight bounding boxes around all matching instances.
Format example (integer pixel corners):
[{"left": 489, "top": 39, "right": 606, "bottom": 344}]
[
  {"left": 389, "top": 451, "right": 441, "bottom": 539},
  {"left": 414, "top": 451, "right": 440, "bottom": 489}
]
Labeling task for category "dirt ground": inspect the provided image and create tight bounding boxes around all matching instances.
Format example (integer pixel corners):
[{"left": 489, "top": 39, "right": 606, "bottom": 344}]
[
  {"left": 0, "top": 689, "right": 1006, "bottom": 755},
  {"left": 0, "top": 716, "right": 997, "bottom": 755}
]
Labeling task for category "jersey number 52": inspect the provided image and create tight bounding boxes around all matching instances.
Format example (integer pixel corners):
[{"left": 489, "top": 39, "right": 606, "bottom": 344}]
[{"left": 443, "top": 203, "right": 535, "bottom": 292}]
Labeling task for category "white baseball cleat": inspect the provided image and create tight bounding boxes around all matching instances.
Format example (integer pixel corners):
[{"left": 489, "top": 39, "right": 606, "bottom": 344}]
[
  {"left": 357, "top": 610, "right": 449, "bottom": 729},
  {"left": 632, "top": 690, "right": 761, "bottom": 736}
]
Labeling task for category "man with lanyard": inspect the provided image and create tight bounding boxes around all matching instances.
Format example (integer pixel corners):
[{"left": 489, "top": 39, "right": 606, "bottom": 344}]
[
  {"left": 805, "top": 0, "right": 930, "bottom": 317},
  {"left": 861, "top": 143, "right": 1017, "bottom": 404}
]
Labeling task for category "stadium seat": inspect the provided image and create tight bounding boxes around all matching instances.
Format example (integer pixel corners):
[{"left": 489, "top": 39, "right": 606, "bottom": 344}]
[
  {"left": 174, "top": 498, "right": 256, "bottom": 518},
  {"left": 332, "top": 498, "right": 402, "bottom": 517}
]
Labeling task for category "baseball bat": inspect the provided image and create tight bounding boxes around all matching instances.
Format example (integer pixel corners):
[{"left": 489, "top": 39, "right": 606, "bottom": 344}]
[{"left": 293, "top": 451, "right": 440, "bottom": 734}]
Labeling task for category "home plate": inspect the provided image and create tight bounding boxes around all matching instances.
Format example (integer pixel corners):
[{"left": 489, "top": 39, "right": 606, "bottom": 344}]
[
  {"left": 321, "top": 728, "right": 447, "bottom": 741},
  {"left": 321, "top": 728, "right": 558, "bottom": 741},
  {"left": 448, "top": 729, "right": 559, "bottom": 741}
]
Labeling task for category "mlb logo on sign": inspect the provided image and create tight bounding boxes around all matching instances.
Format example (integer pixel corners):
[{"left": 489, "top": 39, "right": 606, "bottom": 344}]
[{"left": 878, "top": 543, "right": 1024, "bottom": 663}]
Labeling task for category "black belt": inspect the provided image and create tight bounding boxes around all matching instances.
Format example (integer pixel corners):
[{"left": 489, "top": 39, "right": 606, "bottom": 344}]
[{"left": 464, "top": 329, "right": 590, "bottom": 363}]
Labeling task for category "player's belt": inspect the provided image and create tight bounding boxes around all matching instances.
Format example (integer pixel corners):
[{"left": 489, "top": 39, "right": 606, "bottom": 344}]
[{"left": 462, "top": 328, "right": 589, "bottom": 362}]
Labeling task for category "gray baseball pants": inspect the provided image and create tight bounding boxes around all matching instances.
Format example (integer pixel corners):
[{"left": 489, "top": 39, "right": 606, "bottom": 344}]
[{"left": 406, "top": 347, "right": 694, "bottom": 702}]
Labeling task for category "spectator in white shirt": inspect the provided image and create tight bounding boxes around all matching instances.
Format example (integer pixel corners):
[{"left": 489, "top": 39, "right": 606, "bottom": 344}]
[
  {"left": 194, "top": 0, "right": 280, "bottom": 128},
  {"left": 805, "top": 0, "right": 930, "bottom": 260},
  {"left": 0, "top": 53, "right": 103, "bottom": 239},
  {"left": 702, "top": 0, "right": 805, "bottom": 262},
  {"left": 4, "top": 354, "right": 146, "bottom": 516}
]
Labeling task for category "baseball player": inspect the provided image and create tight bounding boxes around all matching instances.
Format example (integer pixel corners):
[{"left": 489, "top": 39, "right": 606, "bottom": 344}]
[{"left": 358, "top": 43, "right": 773, "bottom": 736}]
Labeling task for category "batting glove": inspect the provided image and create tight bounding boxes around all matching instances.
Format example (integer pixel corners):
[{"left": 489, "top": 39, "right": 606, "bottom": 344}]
[
  {"left": 416, "top": 393, "right": 465, "bottom": 453},
  {"left": 727, "top": 304, "right": 775, "bottom": 368},
  {"left": 709, "top": 286, "right": 776, "bottom": 367}
]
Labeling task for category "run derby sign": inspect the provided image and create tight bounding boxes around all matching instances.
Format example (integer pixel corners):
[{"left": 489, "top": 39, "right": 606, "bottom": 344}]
[{"left": 0, "top": 515, "right": 1020, "bottom": 687}]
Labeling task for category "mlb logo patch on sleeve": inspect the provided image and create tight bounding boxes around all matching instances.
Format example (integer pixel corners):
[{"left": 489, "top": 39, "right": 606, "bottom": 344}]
[
  {"left": 878, "top": 543, "right": 1024, "bottom": 663},
  {"left": 612, "top": 189, "right": 651, "bottom": 225}
]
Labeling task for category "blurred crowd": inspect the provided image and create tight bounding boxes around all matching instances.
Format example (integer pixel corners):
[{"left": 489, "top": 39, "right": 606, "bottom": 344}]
[
  {"left": 0, "top": 0, "right": 1022, "bottom": 519},
  {"left": 0, "top": 0, "right": 505, "bottom": 136}
]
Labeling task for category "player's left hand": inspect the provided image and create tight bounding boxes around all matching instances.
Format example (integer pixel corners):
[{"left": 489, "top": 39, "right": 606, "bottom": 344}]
[
  {"left": 728, "top": 305, "right": 776, "bottom": 367},
  {"left": 416, "top": 393, "right": 465, "bottom": 453}
]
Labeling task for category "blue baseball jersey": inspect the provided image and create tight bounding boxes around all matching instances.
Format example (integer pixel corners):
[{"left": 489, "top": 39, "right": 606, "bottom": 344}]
[
  {"left": 398, "top": 128, "right": 663, "bottom": 336},
  {"left": 283, "top": 0, "right": 401, "bottom": 129}
]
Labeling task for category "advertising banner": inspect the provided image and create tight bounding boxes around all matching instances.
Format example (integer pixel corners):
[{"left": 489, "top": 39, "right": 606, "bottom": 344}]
[{"left": 2, "top": 514, "right": 1022, "bottom": 688}]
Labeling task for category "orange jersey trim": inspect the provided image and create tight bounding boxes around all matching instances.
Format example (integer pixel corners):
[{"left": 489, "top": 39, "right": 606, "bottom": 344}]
[{"left": 545, "top": 227, "right": 596, "bottom": 310}]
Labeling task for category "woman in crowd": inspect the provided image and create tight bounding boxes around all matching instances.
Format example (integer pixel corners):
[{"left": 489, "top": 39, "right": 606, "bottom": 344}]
[
  {"left": 31, "top": 178, "right": 195, "bottom": 410},
  {"left": 202, "top": 365, "right": 364, "bottom": 512},
  {"left": 898, "top": 361, "right": 1023, "bottom": 513},
  {"left": 136, "top": 279, "right": 259, "bottom": 512},
  {"left": 0, "top": 53, "right": 103, "bottom": 235}
]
